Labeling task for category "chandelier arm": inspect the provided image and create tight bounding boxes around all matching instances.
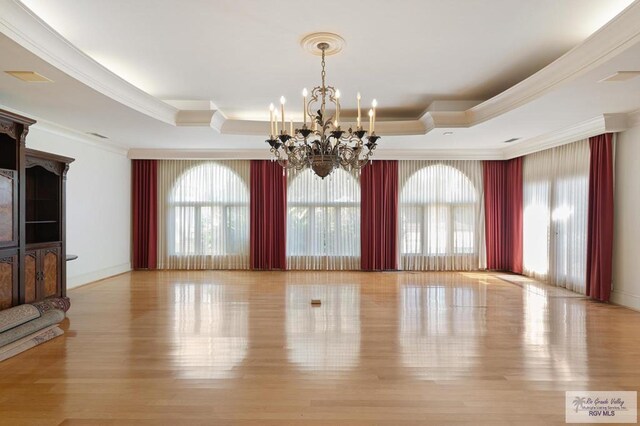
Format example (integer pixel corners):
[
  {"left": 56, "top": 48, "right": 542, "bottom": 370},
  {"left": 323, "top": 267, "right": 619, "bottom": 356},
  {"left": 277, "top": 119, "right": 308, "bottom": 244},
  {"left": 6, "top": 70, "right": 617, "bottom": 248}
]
[{"left": 266, "top": 35, "right": 381, "bottom": 178}]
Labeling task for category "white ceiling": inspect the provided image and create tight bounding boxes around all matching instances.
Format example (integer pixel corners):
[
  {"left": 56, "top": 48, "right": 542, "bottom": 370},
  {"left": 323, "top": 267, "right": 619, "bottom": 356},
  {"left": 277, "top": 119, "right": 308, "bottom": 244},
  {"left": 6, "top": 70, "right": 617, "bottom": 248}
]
[
  {"left": 0, "top": 0, "right": 639, "bottom": 158},
  {"left": 17, "top": 0, "right": 635, "bottom": 119}
]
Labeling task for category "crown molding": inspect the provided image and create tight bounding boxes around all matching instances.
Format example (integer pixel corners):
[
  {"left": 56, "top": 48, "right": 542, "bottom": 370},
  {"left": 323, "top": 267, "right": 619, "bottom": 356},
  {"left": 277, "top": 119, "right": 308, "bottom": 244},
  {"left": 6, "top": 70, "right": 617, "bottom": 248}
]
[
  {"left": 627, "top": 109, "right": 640, "bottom": 128},
  {"left": 128, "top": 148, "right": 273, "bottom": 160},
  {"left": 127, "top": 147, "right": 506, "bottom": 161},
  {"left": 32, "top": 121, "right": 129, "bottom": 156},
  {"left": 4, "top": 0, "right": 640, "bottom": 138},
  {"left": 467, "top": 1, "right": 640, "bottom": 126},
  {"left": 0, "top": 102, "right": 129, "bottom": 155},
  {"left": 503, "top": 113, "right": 629, "bottom": 159},
  {"left": 210, "top": 110, "right": 227, "bottom": 132},
  {"left": 0, "top": 0, "right": 178, "bottom": 125}
]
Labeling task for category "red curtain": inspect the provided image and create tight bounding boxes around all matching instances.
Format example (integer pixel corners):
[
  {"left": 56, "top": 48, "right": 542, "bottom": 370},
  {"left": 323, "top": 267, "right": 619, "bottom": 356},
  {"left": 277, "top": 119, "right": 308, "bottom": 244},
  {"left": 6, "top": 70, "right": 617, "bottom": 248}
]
[
  {"left": 361, "top": 160, "right": 398, "bottom": 270},
  {"left": 483, "top": 158, "right": 523, "bottom": 272},
  {"left": 250, "top": 160, "right": 287, "bottom": 270},
  {"left": 132, "top": 160, "right": 157, "bottom": 269},
  {"left": 586, "top": 133, "right": 615, "bottom": 302}
]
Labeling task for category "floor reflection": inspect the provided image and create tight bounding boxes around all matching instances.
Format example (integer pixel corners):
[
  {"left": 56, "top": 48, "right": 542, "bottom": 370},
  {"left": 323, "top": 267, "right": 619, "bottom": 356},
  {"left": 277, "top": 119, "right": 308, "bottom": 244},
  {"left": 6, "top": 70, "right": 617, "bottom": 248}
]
[
  {"left": 522, "top": 285, "right": 587, "bottom": 381},
  {"left": 171, "top": 282, "right": 248, "bottom": 378},
  {"left": 286, "top": 284, "right": 360, "bottom": 371},
  {"left": 399, "top": 275, "right": 487, "bottom": 379}
]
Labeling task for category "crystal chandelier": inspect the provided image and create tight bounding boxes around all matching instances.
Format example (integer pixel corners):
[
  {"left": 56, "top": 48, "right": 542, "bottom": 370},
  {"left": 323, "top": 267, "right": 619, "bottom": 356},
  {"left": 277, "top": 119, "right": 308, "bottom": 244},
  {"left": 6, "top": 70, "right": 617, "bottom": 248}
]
[{"left": 266, "top": 35, "right": 380, "bottom": 179}]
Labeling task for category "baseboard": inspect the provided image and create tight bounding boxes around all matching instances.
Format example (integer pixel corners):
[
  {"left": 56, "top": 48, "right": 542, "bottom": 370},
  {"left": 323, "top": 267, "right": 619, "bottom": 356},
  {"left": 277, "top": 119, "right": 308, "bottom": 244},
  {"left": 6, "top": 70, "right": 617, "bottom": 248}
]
[
  {"left": 67, "top": 262, "right": 132, "bottom": 289},
  {"left": 610, "top": 289, "right": 640, "bottom": 312}
]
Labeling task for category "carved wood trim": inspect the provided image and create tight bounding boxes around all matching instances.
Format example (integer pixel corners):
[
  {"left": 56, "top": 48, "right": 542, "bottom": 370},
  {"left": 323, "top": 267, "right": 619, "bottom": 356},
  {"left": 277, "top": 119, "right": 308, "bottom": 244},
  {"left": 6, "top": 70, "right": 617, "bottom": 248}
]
[
  {"left": 0, "top": 169, "right": 15, "bottom": 180},
  {"left": 0, "top": 256, "right": 15, "bottom": 264},
  {"left": 25, "top": 157, "right": 63, "bottom": 175},
  {"left": 0, "top": 120, "right": 19, "bottom": 140},
  {"left": 20, "top": 126, "right": 29, "bottom": 146}
]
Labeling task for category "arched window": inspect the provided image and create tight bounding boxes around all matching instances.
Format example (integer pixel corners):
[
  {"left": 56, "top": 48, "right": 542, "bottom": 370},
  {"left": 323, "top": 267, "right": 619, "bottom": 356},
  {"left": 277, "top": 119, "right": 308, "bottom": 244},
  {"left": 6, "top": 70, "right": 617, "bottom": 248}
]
[
  {"left": 159, "top": 160, "right": 250, "bottom": 269},
  {"left": 399, "top": 161, "right": 484, "bottom": 270},
  {"left": 287, "top": 168, "right": 360, "bottom": 270}
]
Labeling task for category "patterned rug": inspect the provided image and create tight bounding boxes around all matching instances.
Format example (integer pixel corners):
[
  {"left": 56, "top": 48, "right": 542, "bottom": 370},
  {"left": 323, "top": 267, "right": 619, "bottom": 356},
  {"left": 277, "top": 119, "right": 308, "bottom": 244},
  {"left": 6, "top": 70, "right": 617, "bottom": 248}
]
[{"left": 0, "top": 326, "right": 63, "bottom": 362}]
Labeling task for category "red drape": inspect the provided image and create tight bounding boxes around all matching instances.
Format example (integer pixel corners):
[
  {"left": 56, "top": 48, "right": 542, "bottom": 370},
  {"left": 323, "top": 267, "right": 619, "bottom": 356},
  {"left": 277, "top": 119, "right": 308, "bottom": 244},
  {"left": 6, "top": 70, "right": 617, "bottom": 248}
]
[
  {"left": 361, "top": 160, "right": 398, "bottom": 270},
  {"left": 250, "top": 160, "right": 287, "bottom": 270},
  {"left": 483, "top": 158, "right": 523, "bottom": 272},
  {"left": 132, "top": 160, "right": 157, "bottom": 269},
  {"left": 586, "top": 133, "right": 615, "bottom": 302}
]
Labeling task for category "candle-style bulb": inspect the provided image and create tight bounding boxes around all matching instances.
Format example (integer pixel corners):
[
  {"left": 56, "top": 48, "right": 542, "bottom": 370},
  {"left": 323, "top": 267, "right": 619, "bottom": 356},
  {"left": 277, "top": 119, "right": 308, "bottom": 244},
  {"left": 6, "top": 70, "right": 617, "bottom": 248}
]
[
  {"left": 269, "top": 103, "right": 274, "bottom": 111},
  {"left": 280, "top": 96, "right": 286, "bottom": 105},
  {"left": 368, "top": 109, "right": 373, "bottom": 117},
  {"left": 372, "top": 99, "right": 378, "bottom": 108},
  {"left": 357, "top": 92, "right": 361, "bottom": 100},
  {"left": 302, "top": 88, "right": 308, "bottom": 97},
  {"left": 335, "top": 89, "right": 341, "bottom": 99}
]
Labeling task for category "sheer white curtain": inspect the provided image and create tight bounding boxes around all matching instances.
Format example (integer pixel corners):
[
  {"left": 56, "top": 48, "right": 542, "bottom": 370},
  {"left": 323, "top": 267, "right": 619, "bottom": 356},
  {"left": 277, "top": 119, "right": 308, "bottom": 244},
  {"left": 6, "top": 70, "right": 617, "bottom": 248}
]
[
  {"left": 523, "top": 140, "right": 589, "bottom": 293},
  {"left": 157, "top": 160, "right": 250, "bottom": 269},
  {"left": 398, "top": 160, "right": 486, "bottom": 271},
  {"left": 287, "top": 168, "right": 360, "bottom": 270}
]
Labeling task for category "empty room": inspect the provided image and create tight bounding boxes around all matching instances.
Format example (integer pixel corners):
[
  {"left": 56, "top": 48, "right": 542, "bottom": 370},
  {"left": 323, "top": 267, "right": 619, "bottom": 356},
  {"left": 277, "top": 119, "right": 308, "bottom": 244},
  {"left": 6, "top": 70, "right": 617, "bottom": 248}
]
[{"left": 1, "top": 1, "right": 640, "bottom": 424}]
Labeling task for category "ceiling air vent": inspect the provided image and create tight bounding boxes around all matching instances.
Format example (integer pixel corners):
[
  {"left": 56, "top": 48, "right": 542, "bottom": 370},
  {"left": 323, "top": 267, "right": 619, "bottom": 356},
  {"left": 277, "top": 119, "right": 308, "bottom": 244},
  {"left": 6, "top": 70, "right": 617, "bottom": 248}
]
[
  {"left": 4, "top": 71, "right": 52, "bottom": 82},
  {"left": 503, "top": 137, "right": 520, "bottom": 144},
  {"left": 87, "top": 132, "right": 108, "bottom": 139},
  {"left": 599, "top": 71, "right": 640, "bottom": 82}
]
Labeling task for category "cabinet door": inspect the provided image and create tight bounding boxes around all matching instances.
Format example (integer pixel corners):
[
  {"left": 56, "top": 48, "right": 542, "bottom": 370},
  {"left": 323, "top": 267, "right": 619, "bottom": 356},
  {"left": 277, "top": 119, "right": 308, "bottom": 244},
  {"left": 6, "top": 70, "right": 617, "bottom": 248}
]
[
  {"left": 24, "top": 250, "right": 38, "bottom": 303},
  {"left": 0, "top": 250, "right": 17, "bottom": 310},
  {"left": 0, "top": 169, "right": 17, "bottom": 248},
  {"left": 42, "top": 247, "right": 61, "bottom": 298}
]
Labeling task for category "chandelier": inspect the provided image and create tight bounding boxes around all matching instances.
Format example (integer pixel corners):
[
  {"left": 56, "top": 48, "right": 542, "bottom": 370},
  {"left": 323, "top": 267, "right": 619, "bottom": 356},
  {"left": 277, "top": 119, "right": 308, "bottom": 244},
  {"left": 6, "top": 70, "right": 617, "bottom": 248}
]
[{"left": 266, "top": 33, "right": 380, "bottom": 179}]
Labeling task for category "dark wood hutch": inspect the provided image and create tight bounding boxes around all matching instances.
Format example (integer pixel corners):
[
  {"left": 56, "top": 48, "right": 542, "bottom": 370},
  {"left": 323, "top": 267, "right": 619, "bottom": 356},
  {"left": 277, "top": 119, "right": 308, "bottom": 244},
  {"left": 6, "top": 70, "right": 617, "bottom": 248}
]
[{"left": 0, "top": 109, "right": 74, "bottom": 310}]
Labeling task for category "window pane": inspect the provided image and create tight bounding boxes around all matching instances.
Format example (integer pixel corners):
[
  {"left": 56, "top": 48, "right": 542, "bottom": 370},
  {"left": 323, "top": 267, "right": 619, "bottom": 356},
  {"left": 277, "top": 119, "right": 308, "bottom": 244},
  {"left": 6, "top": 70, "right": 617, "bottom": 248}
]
[
  {"left": 174, "top": 206, "right": 196, "bottom": 255},
  {"left": 287, "top": 168, "right": 360, "bottom": 264},
  {"left": 399, "top": 163, "right": 480, "bottom": 265},
  {"left": 453, "top": 205, "right": 474, "bottom": 254},
  {"left": 226, "top": 205, "right": 248, "bottom": 254},
  {"left": 425, "top": 205, "right": 447, "bottom": 255},
  {"left": 523, "top": 181, "right": 550, "bottom": 275},
  {"left": 400, "top": 206, "right": 421, "bottom": 254},
  {"left": 169, "top": 162, "right": 249, "bottom": 260}
]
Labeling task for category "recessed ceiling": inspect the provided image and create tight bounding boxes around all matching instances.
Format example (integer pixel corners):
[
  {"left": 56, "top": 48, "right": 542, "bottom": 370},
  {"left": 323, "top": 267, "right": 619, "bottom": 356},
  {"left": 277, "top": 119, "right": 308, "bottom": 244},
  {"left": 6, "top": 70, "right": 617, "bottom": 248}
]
[
  {"left": 18, "top": 0, "right": 636, "bottom": 120},
  {"left": 0, "top": 0, "right": 639, "bottom": 159}
]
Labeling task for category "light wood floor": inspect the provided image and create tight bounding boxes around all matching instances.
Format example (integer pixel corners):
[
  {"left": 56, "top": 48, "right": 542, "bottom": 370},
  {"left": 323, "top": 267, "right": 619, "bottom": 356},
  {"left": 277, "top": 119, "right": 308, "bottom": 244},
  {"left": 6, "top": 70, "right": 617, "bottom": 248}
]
[{"left": 0, "top": 271, "right": 639, "bottom": 425}]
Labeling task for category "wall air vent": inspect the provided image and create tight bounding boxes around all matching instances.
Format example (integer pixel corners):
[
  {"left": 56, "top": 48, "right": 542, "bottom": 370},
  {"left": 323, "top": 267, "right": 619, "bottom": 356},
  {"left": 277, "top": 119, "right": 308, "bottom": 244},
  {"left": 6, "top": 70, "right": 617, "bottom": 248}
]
[
  {"left": 503, "top": 137, "right": 520, "bottom": 143},
  {"left": 87, "top": 132, "right": 108, "bottom": 139},
  {"left": 599, "top": 71, "right": 640, "bottom": 82},
  {"left": 4, "top": 71, "right": 52, "bottom": 82}
]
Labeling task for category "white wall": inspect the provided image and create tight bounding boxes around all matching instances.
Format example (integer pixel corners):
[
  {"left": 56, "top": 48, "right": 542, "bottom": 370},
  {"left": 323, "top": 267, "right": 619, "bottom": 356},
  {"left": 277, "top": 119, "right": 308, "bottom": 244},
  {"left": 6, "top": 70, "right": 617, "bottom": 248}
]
[
  {"left": 26, "top": 125, "right": 131, "bottom": 289},
  {"left": 612, "top": 124, "right": 640, "bottom": 311}
]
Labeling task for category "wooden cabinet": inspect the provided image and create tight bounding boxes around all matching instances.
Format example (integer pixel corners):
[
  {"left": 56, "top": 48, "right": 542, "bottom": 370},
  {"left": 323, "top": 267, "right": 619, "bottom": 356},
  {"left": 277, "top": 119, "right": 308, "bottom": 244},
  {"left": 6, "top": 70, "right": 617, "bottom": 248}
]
[
  {"left": 0, "top": 249, "right": 18, "bottom": 310},
  {"left": 25, "top": 244, "right": 62, "bottom": 302},
  {"left": 0, "top": 169, "right": 18, "bottom": 248},
  {"left": 0, "top": 109, "right": 73, "bottom": 310}
]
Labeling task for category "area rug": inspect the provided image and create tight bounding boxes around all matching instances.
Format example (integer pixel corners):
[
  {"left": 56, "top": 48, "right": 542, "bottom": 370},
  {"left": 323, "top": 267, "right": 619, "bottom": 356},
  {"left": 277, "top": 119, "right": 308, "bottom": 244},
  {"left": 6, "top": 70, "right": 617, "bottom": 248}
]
[
  {"left": 0, "top": 309, "right": 64, "bottom": 347},
  {"left": 0, "top": 304, "right": 40, "bottom": 333},
  {"left": 0, "top": 326, "right": 63, "bottom": 362}
]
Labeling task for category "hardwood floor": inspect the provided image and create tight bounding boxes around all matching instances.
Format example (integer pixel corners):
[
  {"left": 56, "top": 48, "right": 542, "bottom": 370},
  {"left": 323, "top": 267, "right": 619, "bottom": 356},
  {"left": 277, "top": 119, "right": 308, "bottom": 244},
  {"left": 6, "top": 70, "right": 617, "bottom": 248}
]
[{"left": 0, "top": 271, "right": 639, "bottom": 425}]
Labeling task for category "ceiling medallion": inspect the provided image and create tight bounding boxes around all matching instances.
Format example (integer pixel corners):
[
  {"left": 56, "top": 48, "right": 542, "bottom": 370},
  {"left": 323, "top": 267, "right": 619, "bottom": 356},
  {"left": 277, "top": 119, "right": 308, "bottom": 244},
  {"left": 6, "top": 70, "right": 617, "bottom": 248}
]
[{"left": 265, "top": 32, "right": 380, "bottom": 179}]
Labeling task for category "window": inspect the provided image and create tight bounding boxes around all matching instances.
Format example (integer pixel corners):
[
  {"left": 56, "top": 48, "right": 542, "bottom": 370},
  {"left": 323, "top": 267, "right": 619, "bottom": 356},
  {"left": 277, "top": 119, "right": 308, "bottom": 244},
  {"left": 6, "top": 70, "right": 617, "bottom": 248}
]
[
  {"left": 287, "top": 168, "right": 360, "bottom": 270},
  {"left": 158, "top": 160, "right": 250, "bottom": 269},
  {"left": 399, "top": 161, "right": 484, "bottom": 271},
  {"left": 523, "top": 141, "right": 589, "bottom": 292}
]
